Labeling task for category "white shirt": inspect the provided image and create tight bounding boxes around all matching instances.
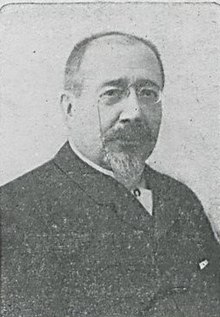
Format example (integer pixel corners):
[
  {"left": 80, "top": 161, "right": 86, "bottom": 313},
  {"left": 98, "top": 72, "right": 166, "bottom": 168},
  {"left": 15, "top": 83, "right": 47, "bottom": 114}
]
[{"left": 69, "top": 139, "right": 153, "bottom": 215}]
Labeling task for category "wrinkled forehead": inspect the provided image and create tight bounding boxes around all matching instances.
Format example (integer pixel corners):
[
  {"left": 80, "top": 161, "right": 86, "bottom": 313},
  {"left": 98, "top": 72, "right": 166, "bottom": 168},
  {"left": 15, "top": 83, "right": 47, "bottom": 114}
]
[{"left": 79, "top": 36, "right": 163, "bottom": 89}]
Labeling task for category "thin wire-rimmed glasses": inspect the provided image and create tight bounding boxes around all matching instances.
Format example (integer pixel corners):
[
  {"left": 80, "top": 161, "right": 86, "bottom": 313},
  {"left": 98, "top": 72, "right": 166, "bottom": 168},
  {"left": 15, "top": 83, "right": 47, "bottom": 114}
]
[{"left": 98, "top": 84, "right": 162, "bottom": 107}]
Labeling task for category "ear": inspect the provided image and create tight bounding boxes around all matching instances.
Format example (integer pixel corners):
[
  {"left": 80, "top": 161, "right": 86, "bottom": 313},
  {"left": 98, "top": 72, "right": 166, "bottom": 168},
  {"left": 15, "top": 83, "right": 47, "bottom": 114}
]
[{"left": 60, "top": 90, "right": 76, "bottom": 119}]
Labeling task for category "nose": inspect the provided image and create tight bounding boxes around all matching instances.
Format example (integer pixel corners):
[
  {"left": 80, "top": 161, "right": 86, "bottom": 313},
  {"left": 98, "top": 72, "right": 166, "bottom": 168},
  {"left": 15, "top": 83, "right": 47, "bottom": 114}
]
[{"left": 119, "top": 88, "right": 141, "bottom": 124}]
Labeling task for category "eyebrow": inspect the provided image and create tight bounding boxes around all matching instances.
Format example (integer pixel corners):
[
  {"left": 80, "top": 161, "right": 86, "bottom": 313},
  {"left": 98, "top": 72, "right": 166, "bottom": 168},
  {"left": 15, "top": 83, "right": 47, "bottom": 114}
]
[
  {"left": 99, "top": 78, "right": 128, "bottom": 89},
  {"left": 136, "top": 79, "right": 161, "bottom": 90},
  {"left": 99, "top": 78, "right": 161, "bottom": 90}
]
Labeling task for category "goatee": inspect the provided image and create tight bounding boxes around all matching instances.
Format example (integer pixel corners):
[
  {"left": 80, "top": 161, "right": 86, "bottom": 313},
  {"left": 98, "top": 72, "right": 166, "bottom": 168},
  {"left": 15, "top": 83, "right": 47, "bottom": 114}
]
[
  {"left": 103, "top": 145, "right": 145, "bottom": 190},
  {"left": 100, "top": 120, "right": 151, "bottom": 189}
]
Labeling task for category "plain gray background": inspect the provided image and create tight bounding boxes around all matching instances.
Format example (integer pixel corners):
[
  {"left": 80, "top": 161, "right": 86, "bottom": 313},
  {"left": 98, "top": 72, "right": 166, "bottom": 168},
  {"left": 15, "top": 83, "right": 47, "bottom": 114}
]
[{"left": 0, "top": 2, "right": 219, "bottom": 234}]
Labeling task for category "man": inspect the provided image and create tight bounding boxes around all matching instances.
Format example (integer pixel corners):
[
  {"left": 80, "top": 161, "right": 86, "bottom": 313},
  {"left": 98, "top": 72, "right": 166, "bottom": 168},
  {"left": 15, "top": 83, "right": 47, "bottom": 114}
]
[{"left": 1, "top": 32, "right": 220, "bottom": 317}]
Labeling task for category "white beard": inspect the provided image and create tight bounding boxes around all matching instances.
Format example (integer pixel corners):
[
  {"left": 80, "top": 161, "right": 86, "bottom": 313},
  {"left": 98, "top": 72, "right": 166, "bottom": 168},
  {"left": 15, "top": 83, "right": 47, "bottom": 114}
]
[{"left": 103, "top": 146, "right": 145, "bottom": 190}]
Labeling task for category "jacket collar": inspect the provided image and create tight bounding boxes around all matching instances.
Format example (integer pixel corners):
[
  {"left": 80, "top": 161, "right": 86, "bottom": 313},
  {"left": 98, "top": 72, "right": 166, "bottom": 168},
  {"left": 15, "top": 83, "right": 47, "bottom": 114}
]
[
  {"left": 53, "top": 142, "right": 153, "bottom": 203},
  {"left": 53, "top": 142, "right": 179, "bottom": 237}
]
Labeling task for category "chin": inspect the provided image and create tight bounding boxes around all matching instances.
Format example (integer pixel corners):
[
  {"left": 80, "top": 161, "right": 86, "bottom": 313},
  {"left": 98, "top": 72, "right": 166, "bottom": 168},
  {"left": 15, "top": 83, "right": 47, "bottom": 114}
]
[{"left": 102, "top": 145, "right": 147, "bottom": 189}]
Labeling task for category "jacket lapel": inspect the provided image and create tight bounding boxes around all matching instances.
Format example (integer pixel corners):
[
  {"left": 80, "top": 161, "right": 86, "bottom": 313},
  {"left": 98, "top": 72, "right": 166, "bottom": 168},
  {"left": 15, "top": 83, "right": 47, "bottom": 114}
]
[
  {"left": 143, "top": 166, "right": 181, "bottom": 239},
  {"left": 53, "top": 142, "right": 178, "bottom": 239}
]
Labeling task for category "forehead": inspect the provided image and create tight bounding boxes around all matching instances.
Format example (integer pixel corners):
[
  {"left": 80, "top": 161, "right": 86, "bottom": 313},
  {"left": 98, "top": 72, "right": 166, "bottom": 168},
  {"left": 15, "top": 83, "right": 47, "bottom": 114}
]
[{"left": 79, "top": 37, "right": 163, "bottom": 89}]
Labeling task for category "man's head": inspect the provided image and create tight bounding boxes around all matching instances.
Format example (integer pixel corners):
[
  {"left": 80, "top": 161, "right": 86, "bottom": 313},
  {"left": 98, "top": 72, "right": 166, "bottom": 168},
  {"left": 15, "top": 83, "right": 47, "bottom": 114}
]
[{"left": 61, "top": 32, "right": 164, "bottom": 189}]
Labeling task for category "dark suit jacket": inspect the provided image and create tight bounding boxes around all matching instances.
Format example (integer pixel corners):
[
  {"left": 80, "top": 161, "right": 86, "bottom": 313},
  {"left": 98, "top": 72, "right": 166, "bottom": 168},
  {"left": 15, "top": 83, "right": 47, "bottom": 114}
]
[{"left": 1, "top": 142, "right": 220, "bottom": 317}]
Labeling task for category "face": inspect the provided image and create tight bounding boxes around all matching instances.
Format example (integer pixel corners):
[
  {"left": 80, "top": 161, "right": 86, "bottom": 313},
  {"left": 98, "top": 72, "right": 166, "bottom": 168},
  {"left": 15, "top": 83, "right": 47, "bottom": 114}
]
[{"left": 62, "top": 37, "right": 162, "bottom": 187}]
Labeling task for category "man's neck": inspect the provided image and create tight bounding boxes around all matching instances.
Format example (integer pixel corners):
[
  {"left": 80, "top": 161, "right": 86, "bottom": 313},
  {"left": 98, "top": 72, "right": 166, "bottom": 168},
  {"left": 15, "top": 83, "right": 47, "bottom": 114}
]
[{"left": 68, "top": 138, "right": 114, "bottom": 178}]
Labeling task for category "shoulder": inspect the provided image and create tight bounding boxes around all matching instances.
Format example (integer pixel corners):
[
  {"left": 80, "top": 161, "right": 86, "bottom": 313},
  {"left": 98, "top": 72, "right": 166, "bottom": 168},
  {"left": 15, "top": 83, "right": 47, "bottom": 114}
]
[
  {"left": 146, "top": 165, "right": 219, "bottom": 242},
  {"left": 1, "top": 159, "right": 58, "bottom": 200},
  {"left": 146, "top": 165, "right": 203, "bottom": 213},
  {"left": 0, "top": 156, "right": 79, "bottom": 214},
  {"left": 147, "top": 165, "right": 220, "bottom": 254},
  {"left": 0, "top": 153, "right": 87, "bottom": 212},
  {"left": 0, "top": 160, "right": 61, "bottom": 240}
]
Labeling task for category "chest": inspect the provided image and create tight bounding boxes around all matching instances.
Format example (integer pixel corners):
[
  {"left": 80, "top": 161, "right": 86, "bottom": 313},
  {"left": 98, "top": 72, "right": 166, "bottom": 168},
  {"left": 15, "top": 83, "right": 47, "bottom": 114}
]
[{"left": 2, "top": 191, "right": 206, "bottom": 317}]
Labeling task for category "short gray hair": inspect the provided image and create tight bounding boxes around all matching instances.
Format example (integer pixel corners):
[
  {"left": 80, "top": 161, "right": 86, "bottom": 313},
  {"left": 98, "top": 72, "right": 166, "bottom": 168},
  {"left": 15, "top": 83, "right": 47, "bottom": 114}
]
[{"left": 64, "top": 31, "right": 165, "bottom": 95}]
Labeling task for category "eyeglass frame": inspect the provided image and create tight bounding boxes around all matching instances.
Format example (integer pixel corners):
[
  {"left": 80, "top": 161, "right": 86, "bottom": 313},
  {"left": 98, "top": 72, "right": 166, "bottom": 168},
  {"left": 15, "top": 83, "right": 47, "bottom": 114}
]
[{"left": 98, "top": 82, "right": 162, "bottom": 107}]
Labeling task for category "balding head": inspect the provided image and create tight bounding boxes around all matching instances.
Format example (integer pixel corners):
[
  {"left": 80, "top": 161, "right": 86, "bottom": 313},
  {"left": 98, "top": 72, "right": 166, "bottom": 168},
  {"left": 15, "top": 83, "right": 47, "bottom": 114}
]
[{"left": 64, "top": 31, "right": 165, "bottom": 95}]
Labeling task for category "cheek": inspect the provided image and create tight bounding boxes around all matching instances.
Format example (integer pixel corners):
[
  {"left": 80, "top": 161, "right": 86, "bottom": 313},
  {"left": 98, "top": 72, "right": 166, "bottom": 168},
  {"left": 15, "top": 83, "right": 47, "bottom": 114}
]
[
  {"left": 77, "top": 104, "right": 98, "bottom": 126},
  {"left": 69, "top": 104, "right": 100, "bottom": 142},
  {"left": 142, "top": 105, "right": 162, "bottom": 130},
  {"left": 99, "top": 106, "right": 121, "bottom": 132}
]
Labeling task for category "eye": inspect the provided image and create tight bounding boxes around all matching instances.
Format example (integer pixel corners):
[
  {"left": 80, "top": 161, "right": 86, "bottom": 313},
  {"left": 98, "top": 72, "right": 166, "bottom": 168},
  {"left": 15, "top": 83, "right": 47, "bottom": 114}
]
[
  {"left": 102, "top": 89, "right": 122, "bottom": 97},
  {"left": 138, "top": 87, "right": 160, "bottom": 104},
  {"left": 99, "top": 88, "right": 124, "bottom": 105}
]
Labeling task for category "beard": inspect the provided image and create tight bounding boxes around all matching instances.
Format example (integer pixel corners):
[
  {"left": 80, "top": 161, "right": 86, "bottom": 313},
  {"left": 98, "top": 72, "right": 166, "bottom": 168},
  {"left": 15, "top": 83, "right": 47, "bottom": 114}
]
[
  {"left": 101, "top": 120, "right": 153, "bottom": 189},
  {"left": 103, "top": 148, "right": 145, "bottom": 190}
]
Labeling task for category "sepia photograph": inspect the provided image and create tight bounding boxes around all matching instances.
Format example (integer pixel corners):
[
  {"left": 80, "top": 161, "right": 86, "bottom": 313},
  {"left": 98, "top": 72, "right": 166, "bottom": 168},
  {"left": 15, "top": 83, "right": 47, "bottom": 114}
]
[{"left": 1, "top": 1, "right": 220, "bottom": 316}]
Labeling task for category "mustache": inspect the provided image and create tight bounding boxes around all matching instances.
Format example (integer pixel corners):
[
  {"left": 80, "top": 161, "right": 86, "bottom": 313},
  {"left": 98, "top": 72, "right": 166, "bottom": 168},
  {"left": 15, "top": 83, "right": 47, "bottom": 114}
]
[{"left": 102, "top": 120, "right": 153, "bottom": 144}]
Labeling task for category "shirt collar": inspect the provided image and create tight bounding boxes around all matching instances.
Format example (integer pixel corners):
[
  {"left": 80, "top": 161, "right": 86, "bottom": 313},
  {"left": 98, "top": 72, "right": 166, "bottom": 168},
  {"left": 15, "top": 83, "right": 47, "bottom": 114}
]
[{"left": 68, "top": 138, "right": 115, "bottom": 179}]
